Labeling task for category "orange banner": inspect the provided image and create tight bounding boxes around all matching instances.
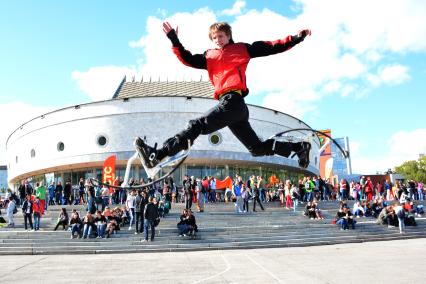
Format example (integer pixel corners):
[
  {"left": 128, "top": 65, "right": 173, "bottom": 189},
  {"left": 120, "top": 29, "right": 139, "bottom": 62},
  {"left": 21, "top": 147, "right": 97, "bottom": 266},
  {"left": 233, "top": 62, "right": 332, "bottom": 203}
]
[
  {"left": 215, "top": 176, "right": 233, "bottom": 190},
  {"left": 318, "top": 129, "right": 333, "bottom": 179},
  {"left": 102, "top": 155, "right": 116, "bottom": 185}
]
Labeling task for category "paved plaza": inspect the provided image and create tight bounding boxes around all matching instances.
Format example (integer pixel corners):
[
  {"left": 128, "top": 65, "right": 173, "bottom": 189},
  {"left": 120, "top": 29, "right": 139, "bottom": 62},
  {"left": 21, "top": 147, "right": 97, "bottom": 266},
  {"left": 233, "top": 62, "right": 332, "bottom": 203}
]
[{"left": 1, "top": 238, "right": 425, "bottom": 283}]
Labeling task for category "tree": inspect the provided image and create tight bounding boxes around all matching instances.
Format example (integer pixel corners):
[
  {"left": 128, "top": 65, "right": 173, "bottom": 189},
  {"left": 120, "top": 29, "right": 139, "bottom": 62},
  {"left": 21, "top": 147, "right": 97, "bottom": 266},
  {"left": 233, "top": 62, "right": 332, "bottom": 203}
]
[{"left": 394, "top": 156, "right": 426, "bottom": 183}]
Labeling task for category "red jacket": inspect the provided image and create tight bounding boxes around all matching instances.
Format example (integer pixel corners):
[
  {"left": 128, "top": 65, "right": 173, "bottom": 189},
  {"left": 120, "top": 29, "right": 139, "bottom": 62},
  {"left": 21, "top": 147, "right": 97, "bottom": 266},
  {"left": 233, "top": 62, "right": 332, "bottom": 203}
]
[{"left": 167, "top": 30, "right": 304, "bottom": 99}]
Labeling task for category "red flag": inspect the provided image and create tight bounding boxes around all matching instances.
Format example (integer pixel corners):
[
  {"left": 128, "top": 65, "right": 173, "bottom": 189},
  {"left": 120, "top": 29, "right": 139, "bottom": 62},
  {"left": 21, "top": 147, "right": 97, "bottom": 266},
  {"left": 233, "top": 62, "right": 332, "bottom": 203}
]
[{"left": 102, "top": 155, "right": 116, "bottom": 185}]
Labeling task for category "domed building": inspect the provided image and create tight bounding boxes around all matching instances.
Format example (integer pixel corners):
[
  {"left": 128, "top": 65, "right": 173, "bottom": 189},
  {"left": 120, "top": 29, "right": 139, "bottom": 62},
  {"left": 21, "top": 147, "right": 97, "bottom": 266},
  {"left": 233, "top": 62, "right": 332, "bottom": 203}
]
[{"left": 6, "top": 78, "right": 320, "bottom": 187}]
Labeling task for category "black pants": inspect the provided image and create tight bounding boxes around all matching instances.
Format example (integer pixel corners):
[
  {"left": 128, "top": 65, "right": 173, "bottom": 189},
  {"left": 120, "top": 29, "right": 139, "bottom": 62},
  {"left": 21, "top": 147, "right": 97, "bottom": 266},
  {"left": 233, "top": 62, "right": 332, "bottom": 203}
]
[
  {"left": 24, "top": 213, "right": 33, "bottom": 230},
  {"left": 243, "top": 199, "right": 249, "bottom": 212},
  {"left": 135, "top": 212, "right": 144, "bottom": 233},
  {"left": 157, "top": 92, "right": 293, "bottom": 159},
  {"left": 54, "top": 220, "right": 68, "bottom": 231},
  {"left": 185, "top": 195, "right": 192, "bottom": 210},
  {"left": 253, "top": 197, "right": 264, "bottom": 211}
]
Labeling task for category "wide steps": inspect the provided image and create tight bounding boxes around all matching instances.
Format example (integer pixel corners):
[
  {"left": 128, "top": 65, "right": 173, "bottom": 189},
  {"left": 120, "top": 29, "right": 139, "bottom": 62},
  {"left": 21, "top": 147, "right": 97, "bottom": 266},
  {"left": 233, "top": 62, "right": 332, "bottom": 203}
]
[{"left": 1, "top": 200, "right": 425, "bottom": 255}]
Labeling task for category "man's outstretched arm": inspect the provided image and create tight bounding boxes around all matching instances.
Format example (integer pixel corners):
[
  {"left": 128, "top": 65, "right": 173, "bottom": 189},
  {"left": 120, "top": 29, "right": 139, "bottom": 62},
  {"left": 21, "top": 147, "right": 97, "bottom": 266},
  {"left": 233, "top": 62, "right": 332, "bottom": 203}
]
[
  {"left": 163, "top": 22, "right": 207, "bottom": 69},
  {"left": 246, "top": 29, "right": 311, "bottom": 58}
]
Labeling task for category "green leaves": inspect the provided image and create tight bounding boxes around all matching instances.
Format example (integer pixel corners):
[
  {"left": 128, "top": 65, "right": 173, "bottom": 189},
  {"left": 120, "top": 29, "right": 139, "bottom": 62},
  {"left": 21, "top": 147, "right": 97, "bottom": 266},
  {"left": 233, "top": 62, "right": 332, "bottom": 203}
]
[{"left": 395, "top": 156, "right": 426, "bottom": 183}]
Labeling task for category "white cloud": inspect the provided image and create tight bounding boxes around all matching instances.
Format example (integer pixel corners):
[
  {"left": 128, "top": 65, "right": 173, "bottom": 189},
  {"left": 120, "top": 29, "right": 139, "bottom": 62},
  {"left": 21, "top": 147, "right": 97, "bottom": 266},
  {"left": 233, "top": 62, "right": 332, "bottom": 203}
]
[
  {"left": 351, "top": 129, "right": 426, "bottom": 174},
  {"left": 367, "top": 64, "right": 410, "bottom": 87},
  {"left": 71, "top": 66, "right": 139, "bottom": 101},
  {"left": 221, "top": 0, "right": 246, "bottom": 16},
  {"left": 379, "top": 65, "right": 410, "bottom": 85},
  {"left": 0, "top": 102, "right": 53, "bottom": 165},
  {"left": 71, "top": 0, "right": 426, "bottom": 117}
]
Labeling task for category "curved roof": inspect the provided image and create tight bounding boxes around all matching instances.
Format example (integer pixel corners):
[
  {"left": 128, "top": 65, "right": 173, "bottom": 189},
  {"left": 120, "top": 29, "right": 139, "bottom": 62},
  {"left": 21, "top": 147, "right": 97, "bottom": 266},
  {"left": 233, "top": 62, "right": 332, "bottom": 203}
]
[{"left": 114, "top": 78, "right": 215, "bottom": 99}]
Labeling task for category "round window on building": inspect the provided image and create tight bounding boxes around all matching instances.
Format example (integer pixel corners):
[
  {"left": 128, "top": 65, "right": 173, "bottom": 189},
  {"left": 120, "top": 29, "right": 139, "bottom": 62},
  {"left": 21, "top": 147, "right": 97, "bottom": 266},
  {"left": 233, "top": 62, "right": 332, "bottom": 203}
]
[
  {"left": 31, "top": 149, "right": 35, "bottom": 158},
  {"left": 96, "top": 135, "right": 108, "bottom": 147},
  {"left": 208, "top": 132, "right": 222, "bottom": 146},
  {"left": 57, "top": 142, "right": 65, "bottom": 152}
]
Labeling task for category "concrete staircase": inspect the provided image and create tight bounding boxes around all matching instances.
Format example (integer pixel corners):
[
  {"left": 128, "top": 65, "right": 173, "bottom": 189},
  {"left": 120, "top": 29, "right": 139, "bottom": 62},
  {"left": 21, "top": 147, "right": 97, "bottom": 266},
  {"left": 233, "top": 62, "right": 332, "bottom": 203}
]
[{"left": 1, "top": 201, "right": 425, "bottom": 255}]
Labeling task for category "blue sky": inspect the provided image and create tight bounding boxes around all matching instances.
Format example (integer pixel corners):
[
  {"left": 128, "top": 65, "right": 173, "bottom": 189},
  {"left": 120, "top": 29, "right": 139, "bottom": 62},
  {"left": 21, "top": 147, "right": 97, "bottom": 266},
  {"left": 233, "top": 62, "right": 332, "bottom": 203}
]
[{"left": 1, "top": 0, "right": 426, "bottom": 174}]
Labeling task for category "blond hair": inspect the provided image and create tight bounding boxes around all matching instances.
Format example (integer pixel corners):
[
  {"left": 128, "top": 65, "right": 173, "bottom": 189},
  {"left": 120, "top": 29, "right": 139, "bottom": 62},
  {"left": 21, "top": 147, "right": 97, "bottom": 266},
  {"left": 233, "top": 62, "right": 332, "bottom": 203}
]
[{"left": 208, "top": 22, "right": 232, "bottom": 41}]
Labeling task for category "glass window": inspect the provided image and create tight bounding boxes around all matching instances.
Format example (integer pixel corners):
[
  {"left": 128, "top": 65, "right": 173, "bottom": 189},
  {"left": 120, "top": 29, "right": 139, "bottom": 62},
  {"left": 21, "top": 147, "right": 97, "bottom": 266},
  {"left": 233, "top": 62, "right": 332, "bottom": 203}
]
[
  {"left": 57, "top": 142, "right": 65, "bottom": 152},
  {"left": 208, "top": 132, "right": 222, "bottom": 146},
  {"left": 97, "top": 135, "right": 108, "bottom": 147},
  {"left": 31, "top": 149, "right": 36, "bottom": 158}
]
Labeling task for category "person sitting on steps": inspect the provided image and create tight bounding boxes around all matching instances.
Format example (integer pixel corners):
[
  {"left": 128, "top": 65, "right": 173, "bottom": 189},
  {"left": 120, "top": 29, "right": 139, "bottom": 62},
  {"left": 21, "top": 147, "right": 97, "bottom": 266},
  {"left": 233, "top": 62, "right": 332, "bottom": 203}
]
[{"left": 134, "top": 21, "right": 312, "bottom": 170}]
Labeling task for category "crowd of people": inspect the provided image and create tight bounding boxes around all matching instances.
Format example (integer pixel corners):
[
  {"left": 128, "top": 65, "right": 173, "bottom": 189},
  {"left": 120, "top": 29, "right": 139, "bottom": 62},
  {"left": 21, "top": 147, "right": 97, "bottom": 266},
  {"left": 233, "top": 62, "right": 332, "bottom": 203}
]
[
  {"left": 1, "top": 174, "right": 424, "bottom": 237},
  {"left": 51, "top": 193, "right": 162, "bottom": 242}
]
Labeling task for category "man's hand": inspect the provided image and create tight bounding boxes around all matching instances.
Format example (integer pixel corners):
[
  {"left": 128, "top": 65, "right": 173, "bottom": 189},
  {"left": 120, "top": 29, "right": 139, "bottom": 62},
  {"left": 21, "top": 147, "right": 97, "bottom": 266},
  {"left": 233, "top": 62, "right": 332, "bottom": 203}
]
[
  {"left": 163, "top": 21, "right": 178, "bottom": 36},
  {"left": 298, "top": 29, "right": 311, "bottom": 39}
]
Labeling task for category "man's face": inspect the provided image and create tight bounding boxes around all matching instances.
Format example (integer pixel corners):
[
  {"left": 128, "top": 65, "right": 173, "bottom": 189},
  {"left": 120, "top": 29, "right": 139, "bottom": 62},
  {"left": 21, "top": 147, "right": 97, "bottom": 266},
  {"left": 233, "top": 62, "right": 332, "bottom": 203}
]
[{"left": 211, "top": 30, "right": 231, "bottom": 48}]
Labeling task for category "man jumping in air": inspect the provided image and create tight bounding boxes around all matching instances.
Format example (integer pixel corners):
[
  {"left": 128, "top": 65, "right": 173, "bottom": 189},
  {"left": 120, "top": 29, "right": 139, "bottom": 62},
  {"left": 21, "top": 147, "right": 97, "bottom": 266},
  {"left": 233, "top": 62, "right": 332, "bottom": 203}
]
[{"left": 135, "top": 21, "right": 312, "bottom": 169}]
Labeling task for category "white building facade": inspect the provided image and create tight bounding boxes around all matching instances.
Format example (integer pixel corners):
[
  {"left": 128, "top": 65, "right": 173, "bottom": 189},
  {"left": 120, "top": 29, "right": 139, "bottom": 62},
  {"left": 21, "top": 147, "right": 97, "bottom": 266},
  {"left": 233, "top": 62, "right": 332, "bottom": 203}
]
[{"left": 6, "top": 81, "right": 320, "bottom": 187}]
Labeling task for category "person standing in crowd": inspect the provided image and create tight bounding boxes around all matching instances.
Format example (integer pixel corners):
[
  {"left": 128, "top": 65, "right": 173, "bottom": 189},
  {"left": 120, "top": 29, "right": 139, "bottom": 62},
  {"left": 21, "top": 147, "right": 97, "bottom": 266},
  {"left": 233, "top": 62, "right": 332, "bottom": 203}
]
[
  {"left": 22, "top": 194, "right": 34, "bottom": 231},
  {"left": 54, "top": 181, "right": 63, "bottom": 205},
  {"left": 278, "top": 182, "right": 285, "bottom": 206},
  {"left": 384, "top": 180, "right": 392, "bottom": 201},
  {"left": 24, "top": 180, "right": 33, "bottom": 197},
  {"left": 360, "top": 176, "right": 366, "bottom": 200},
  {"left": 365, "top": 177, "right": 374, "bottom": 201},
  {"left": 298, "top": 179, "right": 305, "bottom": 203},
  {"left": 284, "top": 180, "right": 293, "bottom": 209},
  {"left": 6, "top": 196, "right": 16, "bottom": 228},
  {"left": 18, "top": 180, "right": 26, "bottom": 206},
  {"left": 257, "top": 176, "right": 266, "bottom": 203},
  {"left": 78, "top": 178, "right": 86, "bottom": 204},
  {"left": 202, "top": 177, "right": 209, "bottom": 202},
  {"left": 142, "top": 197, "right": 159, "bottom": 242},
  {"left": 183, "top": 175, "right": 193, "bottom": 210},
  {"left": 339, "top": 179, "right": 347, "bottom": 201},
  {"left": 86, "top": 181, "right": 95, "bottom": 214},
  {"left": 209, "top": 176, "right": 217, "bottom": 203},
  {"left": 241, "top": 183, "right": 250, "bottom": 213},
  {"left": 290, "top": 182, "right": 300, "bottom": 212},
  {"left": 134, "top": 190, "right": 145, "bottom": 235},
  {"left": 252, "top": 184, "right": 264, "bottom": 212},
  {"left": 63, "top": 180, "right": 72, "bottom": 205},
  {"left": 35, "top": 182, "right": 46, "bottom": 214},
  {"left": 48, "top": 181, "right": 55, "bottom": 206},
  {"left": 196, "top": 178, "right": 205, "bottom": 213},
  {"left": 33, "top": 196, "right": 42, "bottom": 231},
  {"left": 101, "top": 184, "right": 110, "bottom": 211},
  {"left": 126, "top": 189, "right": 136, "bottom": 231},
  {"left": 305, "top": 177, "right": 314, "bottom": 202},
  {"left": 232, "top": 178, "right": 243, "bottom": 213},
  {"left": 418, "top": 181, "right": 424, "bottom": 201}
]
